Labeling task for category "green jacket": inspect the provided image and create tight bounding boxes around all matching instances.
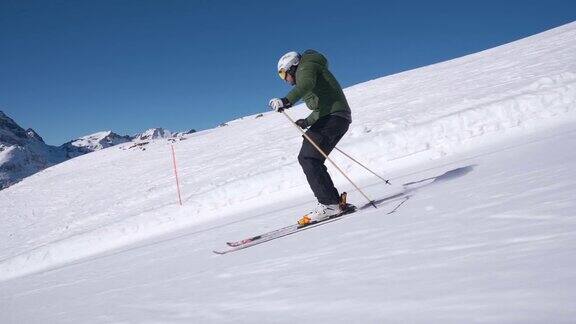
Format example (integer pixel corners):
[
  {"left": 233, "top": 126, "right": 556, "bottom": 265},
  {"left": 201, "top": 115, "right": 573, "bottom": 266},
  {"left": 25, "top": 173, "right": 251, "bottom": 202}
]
[{"left": 285, "top": 50, "right": 351, "bottom": 126}]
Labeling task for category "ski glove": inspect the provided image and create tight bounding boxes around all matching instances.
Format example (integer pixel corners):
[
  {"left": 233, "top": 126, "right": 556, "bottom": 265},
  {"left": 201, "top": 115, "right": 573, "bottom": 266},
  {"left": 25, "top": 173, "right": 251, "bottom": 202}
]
[
  {"left": 268, "top": 97, "right": 292, "bottom": 112},
  {"left": 295, "top": 118, "right": 309, "bottom": 129}
]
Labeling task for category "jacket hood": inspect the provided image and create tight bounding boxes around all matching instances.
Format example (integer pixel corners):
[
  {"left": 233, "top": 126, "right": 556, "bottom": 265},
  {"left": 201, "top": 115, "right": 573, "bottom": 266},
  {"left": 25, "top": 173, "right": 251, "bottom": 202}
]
[{"left": 300, "top": 49, "right": 328, "bottom": 68}]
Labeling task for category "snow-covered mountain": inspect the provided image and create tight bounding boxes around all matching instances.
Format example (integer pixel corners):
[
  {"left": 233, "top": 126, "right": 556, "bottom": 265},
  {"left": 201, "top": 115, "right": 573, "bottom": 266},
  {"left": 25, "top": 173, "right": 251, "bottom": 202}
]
[
  {"left": 172, "top": 128, "right": 197, "bottom": 138},
  {"left": 0, "top": 115, "right": 197, "bottom": 189},
  {"left": 1, "top": 22, "right": 575, "bottom": 322},
  {"left": 25, "top": 128, "right": 44, "bottom": 142},
  {"left": 60, "top": 131, "right": 132, "bottom": 158},
  {"left": 131, "top": 127, "right": 197, "bottom": 142},
  {"left": 0, "top": 112, "right": 134, "bottom": 189},
  {"left": 133, "top": 127, "right": 172, "bottom": 142},
  {"left": 0, "top": 111, "right": 67, "bottom": 190}
]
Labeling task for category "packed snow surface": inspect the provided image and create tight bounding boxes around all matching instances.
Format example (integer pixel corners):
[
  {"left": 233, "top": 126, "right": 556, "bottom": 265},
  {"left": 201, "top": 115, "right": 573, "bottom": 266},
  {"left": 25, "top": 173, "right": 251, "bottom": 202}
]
[{"left": 1, "top": 22, "right": 576, "bottom": 323}]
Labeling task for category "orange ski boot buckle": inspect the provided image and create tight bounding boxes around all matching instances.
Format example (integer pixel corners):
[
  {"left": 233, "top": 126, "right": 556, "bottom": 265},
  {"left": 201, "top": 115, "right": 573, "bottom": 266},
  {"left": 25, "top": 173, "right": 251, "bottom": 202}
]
[{"left": 297, "top": 215, "right": 312, "bottom": 226}]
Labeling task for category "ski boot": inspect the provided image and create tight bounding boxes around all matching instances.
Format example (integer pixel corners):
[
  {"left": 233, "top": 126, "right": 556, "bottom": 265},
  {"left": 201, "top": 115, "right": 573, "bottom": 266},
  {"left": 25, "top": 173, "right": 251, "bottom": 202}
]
[{"left": 297, "top": 193, "right": 354, "bottom": 226}]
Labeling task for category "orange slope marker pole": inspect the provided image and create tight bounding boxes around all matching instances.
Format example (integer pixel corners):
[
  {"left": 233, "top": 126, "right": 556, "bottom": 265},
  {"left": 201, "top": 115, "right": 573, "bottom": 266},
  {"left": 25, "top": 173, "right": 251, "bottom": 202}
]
[{"left": 171, "top": 144, "right": 183, "bottom": 206}]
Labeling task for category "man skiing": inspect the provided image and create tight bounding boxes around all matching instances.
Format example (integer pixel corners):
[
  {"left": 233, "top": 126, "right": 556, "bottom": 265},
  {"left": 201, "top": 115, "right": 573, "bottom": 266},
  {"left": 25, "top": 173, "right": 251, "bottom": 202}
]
[{"left": 269, "top": 50, "right": 352, "bottom": 226}]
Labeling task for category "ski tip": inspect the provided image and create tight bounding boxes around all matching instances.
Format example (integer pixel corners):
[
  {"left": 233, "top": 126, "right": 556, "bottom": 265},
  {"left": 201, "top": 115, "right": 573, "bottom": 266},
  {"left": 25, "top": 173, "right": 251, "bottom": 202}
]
[{"left": 213, "top": 250, "right": 226, "bottom": 255}]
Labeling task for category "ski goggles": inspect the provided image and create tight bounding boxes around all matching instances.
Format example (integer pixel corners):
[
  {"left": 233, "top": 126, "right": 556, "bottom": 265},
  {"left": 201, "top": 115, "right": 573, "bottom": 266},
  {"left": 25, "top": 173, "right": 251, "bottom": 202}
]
[{"left": 278, "top": 68, "right": 288, "bottom": 81}]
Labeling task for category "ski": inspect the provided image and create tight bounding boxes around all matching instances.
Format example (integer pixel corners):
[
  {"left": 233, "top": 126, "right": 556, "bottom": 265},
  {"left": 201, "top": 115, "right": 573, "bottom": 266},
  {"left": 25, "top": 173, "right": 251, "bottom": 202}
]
[
  {"left": 213, "top": 193, "right": 410, "bottom": 255},
  {"left": 224, "top": 207, "right": 353, "bottom": 248},
  {"left": 225, "top": 193, "right": 353, "bottom": 247},
  {"left": 213, "top": 205, "right": 356, "bottom": 255},
  {"left": 226, "top": 223, "right": 295, "bottom": 247}
]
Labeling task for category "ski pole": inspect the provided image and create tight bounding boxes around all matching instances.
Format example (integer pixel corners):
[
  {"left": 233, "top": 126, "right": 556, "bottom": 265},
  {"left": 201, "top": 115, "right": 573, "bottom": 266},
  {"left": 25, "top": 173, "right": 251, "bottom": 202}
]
[
  {"left": 333, "top": 147, "right": 391, "bottom": 185},
  {"left": 281, "top": 111, "right": 377, "bottom": 209}
]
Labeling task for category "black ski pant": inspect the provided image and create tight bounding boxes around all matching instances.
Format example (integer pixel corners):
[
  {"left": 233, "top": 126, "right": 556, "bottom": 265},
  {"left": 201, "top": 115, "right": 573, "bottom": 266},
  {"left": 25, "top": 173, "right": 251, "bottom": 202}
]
[{"left": 298, "top": 115, "right": 350, "bottom": 205}]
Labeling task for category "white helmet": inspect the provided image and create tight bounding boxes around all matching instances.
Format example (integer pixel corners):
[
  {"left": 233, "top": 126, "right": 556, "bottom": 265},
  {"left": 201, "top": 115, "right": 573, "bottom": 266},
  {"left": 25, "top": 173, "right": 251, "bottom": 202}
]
[{"left": 277, "top": 51, "right": 300, "bottom": 81}]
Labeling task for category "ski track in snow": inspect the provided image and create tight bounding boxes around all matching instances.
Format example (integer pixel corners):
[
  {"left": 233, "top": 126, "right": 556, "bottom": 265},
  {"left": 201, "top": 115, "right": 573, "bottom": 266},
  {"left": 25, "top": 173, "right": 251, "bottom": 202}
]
[{"left": 0, "top": 21, "right": 576, "bottom": 323}]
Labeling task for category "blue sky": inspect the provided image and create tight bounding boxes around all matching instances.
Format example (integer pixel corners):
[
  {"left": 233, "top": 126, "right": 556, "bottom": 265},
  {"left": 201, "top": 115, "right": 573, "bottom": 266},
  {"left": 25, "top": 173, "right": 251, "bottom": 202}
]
[{"left": 1, "top": 0, "right": 575, "bottom": 145}]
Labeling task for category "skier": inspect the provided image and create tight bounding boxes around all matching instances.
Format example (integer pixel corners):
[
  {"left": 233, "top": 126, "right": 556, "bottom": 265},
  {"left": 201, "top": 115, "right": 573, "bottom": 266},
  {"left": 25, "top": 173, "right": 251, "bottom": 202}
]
[{"left": 269, "top": 50, "right": 352, "bottom": 225}]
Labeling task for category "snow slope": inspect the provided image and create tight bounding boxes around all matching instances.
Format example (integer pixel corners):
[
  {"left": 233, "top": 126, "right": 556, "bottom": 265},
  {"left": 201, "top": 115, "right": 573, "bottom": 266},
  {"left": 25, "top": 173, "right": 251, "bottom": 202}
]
[
  {"left": 2, "top": 123, "right": 575, "bottom": 323},
  {"left": 0, "top": 22, "right": 575, "bottom": 322}
]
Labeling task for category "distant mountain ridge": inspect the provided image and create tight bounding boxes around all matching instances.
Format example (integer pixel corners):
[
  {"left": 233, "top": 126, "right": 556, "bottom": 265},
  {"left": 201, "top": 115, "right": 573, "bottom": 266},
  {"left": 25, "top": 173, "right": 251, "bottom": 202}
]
[
  {"left": 0, "top": 110, "right": 196, "bottom": 190},
  {"left": 61, "top": 131, "right": 133, "bottom": 158}
]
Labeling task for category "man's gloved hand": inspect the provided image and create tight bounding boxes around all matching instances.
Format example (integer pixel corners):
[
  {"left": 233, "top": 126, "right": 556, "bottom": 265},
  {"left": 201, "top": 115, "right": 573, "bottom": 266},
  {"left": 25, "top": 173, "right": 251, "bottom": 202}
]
[
  {"left": 268, "top": 98, "right": 292, "bottom": 112},
  {"left": 295, "top": 119, "right": 309, "bottom": 129}
]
